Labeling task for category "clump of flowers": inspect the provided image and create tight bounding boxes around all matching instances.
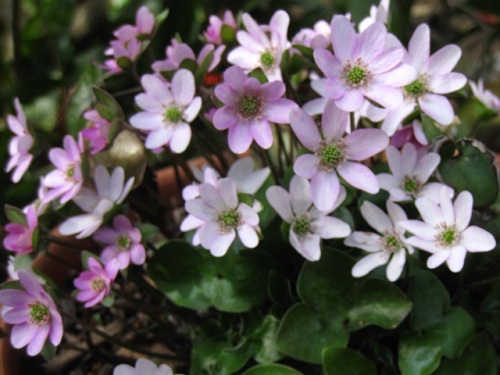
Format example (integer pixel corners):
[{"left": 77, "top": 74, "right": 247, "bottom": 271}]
[{"left": 1, "top": 3, "right": 499, "bottom": 375}]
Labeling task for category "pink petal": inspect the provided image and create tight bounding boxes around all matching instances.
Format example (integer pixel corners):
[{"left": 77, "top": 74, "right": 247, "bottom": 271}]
[
  {"left": 313, "top": 49, "right": 342, "bottom": 78},
  {"left": 415, "top": 197, "right": 445, "bottom": 227},
  {"left": 215, "top": 84, "right": 238, "bottom": 106},
  {"left": 454, "top": 191, "right": 473, "bottom": 231},
  {"left": 222, "top": 66, "right": 247, "bottom": 92},
  {"left": 312, "top": 216, "right": 351, "bottom": 238},
  {"left": 145, "top": 127, "right": 173, "bottom": 149},
  {"left": 250, "top": 120, "right": 273, "bottom": 149},
  {"left": 289, "top": 231, "right": 321, "bottom": 261},
  {"left": 290, "top": 108, "right": 321, "bottom": 150},
  {"left": 11, "top": 323, "right": 38, "bottom": 349},
  {"left": 310, "top": 170, "right": 340, "bottom": 211},
  {"left": 331, "top": 15, "right": 357, "bottom": 63},
  {"left": 27, "top": 325, "right": 50, "bottom": 356},
  {"left": 213, "top": 107, "right": 238, "bottom": 130},
  {"left": 228, "top": 121, "right": 253, "bottom": 154},
  {"left": 237, "top": 224, "right": 259, "bottom": 248},
  {"left": 363, "top": 84, "right": 403, "bottom": 109},
  {"left": 429, "top": 72, "right": 466, "bottom": 94},
  {"left": 335, "top": 89, "right": 365, "bottom": 112},
  {"left": 361, "top": 201, "right": 392, "bottom": 234},
  {"left": 398, "top": 219, "right": 437, "bottom": 240},
  {"left": 337, "top": 161, "right": 379, "bottom": 194},
  {"left": 344, "top": 128, "right": 388, "bottom": 161},
  {"left": 265, "top": 99, "right": 298, "bottom": 124},
  {"left": 289, "top": 176, "right": 312, "bottom": 215},
  {"left": 359, "top": 22, "right": 386, "bottom": 62},
  {"left": 129, "top": 112, "right": 164, "bottom": 131},
  {"left": 183, "top": 97, "right": 202, "bottom": 122},
  {"left": 170, "top": 122, "right": 191, "bottom": 153},
  {"left": 408, "top": 24, "right": 430, "bottom": 72},
  {"left": 210, "top": 230, "right": 236, "bottom": 257},
  {"left": 266, "top": 186, "right": 293, "bottom": 222},
  {"left": 172, "top": 69, "right": 195, "bottom": 106},
  {"left": 322, "top": 100, "right": 349, "bottom": 140},
  {"left": 425, "top": 45, "right": 461, "bottom": 76}
]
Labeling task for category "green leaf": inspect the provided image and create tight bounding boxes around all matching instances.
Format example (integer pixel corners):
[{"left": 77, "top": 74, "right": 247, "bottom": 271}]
[
  {"left": 399, "top": 336, "right": 443, "bottom": 375},
  {"left": 5, "top": 204, "right": 27, "bottom": 225},
  {"left": 437, "top": 138, "right": 499, "bottom": 207},
  {"left": 323, "top": 347, "right": 376, "bottom": 375},
  {"left": 179, "top": 58, "right": 198, "bottom": 75},
  {"left": 421, "top": 114, "right": 443, "bottom": 143},
  {"left": 81, "top": 250, "right": 100, "bottom": 269},
  {"left": 92, "top": 87, "right": 124, "bottom": 122},
  {"left": 195, "top": 50, "right": 214, "bottom": 85},
  {"left": 277, "top": 249, "right": 411, "bottom": 363},
  {"left": 148, "top": 241, "right": 274, "bottom": 312},
  {"left": 461, "top": 332, "right": 497, "bottom": 375},
  {"left": 243, "top": 364, "right": 303, "bottom": 375},
  {"left": 252, "top": 315, "right": 283, "bottom": 364},
  {"left": 220, "top": 24, "right": 236, "bottom": 45},
  {"left": 407, "top": 271, "right": 450, "bottom": 330}
]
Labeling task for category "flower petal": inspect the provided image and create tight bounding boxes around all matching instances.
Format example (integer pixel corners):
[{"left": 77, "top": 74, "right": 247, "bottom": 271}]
[{"left": 337, "top": 161, "right": 379, "bottom": 194}]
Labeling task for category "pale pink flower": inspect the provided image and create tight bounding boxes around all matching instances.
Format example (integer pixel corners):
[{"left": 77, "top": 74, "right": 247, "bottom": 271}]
[
  {"left": 0, "top": 270, "right": 63, "bottom": 356},
  {"left": 381, "top": 24, "right": 467, "bottom": 134},
  {"left": 81, "top": 110, "right": 111, "bottom": 155},
  {"left": 203, "top": 10, "right": 238, "bottom": 45},
  {"left": 290, "top": 102, "right": 389, "bottom": 211},
  {"left": 469, "top": 79, "right": 500, "bottom": 112},
  {"left": 130, "top": 69, "right": 202, "bottom": 153},
  {"left": 213, "top": 66, "right": 297, "bottom": 153},
  {"left": 345, "top": 200, "right": 414, "bottom": 281},
  {"left": 114, "top": 358, "right": 174, "bottom": 375},
  {"left": 74, "top": 257, "right": 118, "bottom": 308},
  {"left": 228, "top": 10, "right": 290, "bottom": 81},
  {"left": 266, "top": 176, "right": 351, "bottom": 261},
  {"left": 377, "top": 143, "right": 452, "bottom": 202},
  {"left": 59, "top": 165, "right": 134, "bottom": 239},
  {"left": 314, "top": 15, "right": 416, "bottom": 112},
  {"left": 152, "top": 39, "right": 225, "bottom": 75},
  {"left": 5, "top": 98, "right": 34, "bottom": 183},
  {"left": 292, "top": 20, "right": 331, "bottom": 50},
  {"left": 180, "top": 178, "right": 260, "bottom": 257},
  {"left": 42, "top": 135, "right": 83, "bottom": 204},
  {"left": 135, "top": 6, "right": 155, "bottom": 36},
  {"left": 94, "top": 215, "right": 146, "bottom": 270},
  {"left": 3, "top": 205, "right": 38, "bottom": 255},
  {"left": 358, "top": 0, "right": 391, "bottom": 32},
  {"left": 399, "top": 188, "right": 496, "bottom": 272},
  {"left": 390, "top": 120, "right": 428, "bottom": 149}
]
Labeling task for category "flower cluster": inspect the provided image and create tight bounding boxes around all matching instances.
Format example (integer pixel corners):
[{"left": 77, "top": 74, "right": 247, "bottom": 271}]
[{"left": 1, "top": 3, "right": 498, "bottom": 374}]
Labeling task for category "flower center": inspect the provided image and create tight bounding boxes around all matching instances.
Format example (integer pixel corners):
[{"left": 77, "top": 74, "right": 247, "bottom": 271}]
[
  {"left": 260, "top": 51, "right": 275, "bottom": 69},
  {"left": 28, "top": 302, "right": 50, "bottom": 326},
  {"left": 66, "top": 165, "right": 75, "bottom": 179},
  {"left": 383, "top": 233, "right": 401, "bottom": 252},
  {"left": 402, "top": 175, "right": 421, "bottom": 197},
  {"left": 116, "top": 235, "right": 132, "bottom": 251},
  {"left": 436, "top": 224, "right": 461, "bottom": 247},
  {"left": 236, "top": 95, "right": 263, "bottom": 120},
  {"left": 404, "top": 76, "right": 428, "bottom": 98},
  {"left": 91, "top": 277, "right": 106, "bottom": 292},
  {"left": 292, "top": 215, "right": 311, "bottom": 237},
  {"left": 165, "top": 107, "right": 183, "bottom": 123},
  {"left": 315, "top": 140, "right": 346, "bottom": 171},
  {"left": 217, "top": 210, "right": 241, "bottom": 232},
  {"left": 342, "top": 58, "right": 372, "bottom": 88}
]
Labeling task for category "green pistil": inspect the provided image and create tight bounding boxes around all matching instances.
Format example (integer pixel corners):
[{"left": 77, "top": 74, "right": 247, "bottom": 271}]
[
  {"left": 116, "top": 235, "right": 132, "bottom": 251},
  {"left": 403, "top": 176, "right": 421, "bottom": 195},
  {"left": 260, "top": 52, "right": 275, "bottom": 68},
  {"left": 91, "top": 278, "right": 106, "bottom": 292},
  {"left": 237, "top": 95, "right": 262, "bottom": 119},
  {"left": 384, "top": 235, "right": 400, "bottom": 252},
  {"left": 347, "top": 66, "right": 367, "bottom": 85},
  {"left": 440, "top": 228, "right": 457, "bottom": 246},
  {"left": 218, "top": 210, "right": 241, "bottom": 231},
  {"left": 165, "top": 107, "right": 183, "bottom": 123},
  {"left": 66, "top": 166, "right": 75, "bottom": 178},
  {"left": 29, "top": 303, "right": 50, "bottom": 326},
  {"left": 316, "top": 140, "right": 345, "bottom": 170},
  {"left": 293, "top": 217, "right": 311, "bottom": 237},
  {"left": 405, "top": 79, "right": 426, "bottom": 97}
]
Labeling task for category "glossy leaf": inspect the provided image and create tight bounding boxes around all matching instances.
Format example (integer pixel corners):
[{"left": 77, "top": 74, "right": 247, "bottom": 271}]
[
  {"left": 399, "top": 336, "right": 442, "bottom": 375},
  {"left": 323, "top": 347, "right": 376, "bottom": 375},
  {"left": 243, "top": 364, "right": 303, "bottom": 375},
  {"left": 407, "top": 271, "right": 450, "bottom": 330}
]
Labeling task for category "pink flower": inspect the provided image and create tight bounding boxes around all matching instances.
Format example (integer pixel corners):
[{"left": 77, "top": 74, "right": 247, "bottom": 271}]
[
  {"left": 81, "top": 110, "right": 111, "bottom": 154},
  {"left": 130, "top": 69, "right": 202, "bottom": 153},
  {"left": 470, "top": 79, "right": 500, "bottom": 112},
  {"left": 74, "top": 257, "right": 118, "bottom": 308},
  {"left": 114, "top": 358, "right": 174, "bottom": 375},
  {"left": 390, "top": 120, "right": 428, "bottom": 149},
  {"left": 5, "top": 98, "right": 34, "bottom": 183},
  {"left": 94, "top": 215, "right": 146, "bottom": 270},
  {"left": 0, "top": 270, "right": 63, "bottom": 356},
  {"left": 3, "top": 205, "right": 38, "bottom": 255},
  {"left": 266, "top": 176, "right": 351, "bottom": 261},
  {"left": 59, "top": 165, "right": 134, "bottom": 238},
  {"left": 399, "top": 188, "right": 496, "bottom": 272},
  {"left": 314, "top": 15, "right": 416, "bottom": 112},
  {"left": 292, "top": 20, "right": 331, "bottom": 50},
  {"left": 152, "top": 39, "right": 225, "bottom": 75},
  {"left": 213, "top": 66, "right": 298, "bottom": 153},
  {"left": 228, "top": 10, "right": 290, "bottom": 81},
  {"left": 203, "top": 10, "right": 238, "bottom": 45},
  {"left": 180, "top": 178, "right": 260, "bottom": 257},
  {"left": 42, "top": 135, "right": 83, "bottom": 204},
  {"left": 358, "top": 0, "right": 391, "bottom": 32},
  {"left": 377, "top": 143, "right": 452, "bottom": 202},
  {"left": 290, "top": 102, "right": 389, "bottom": 211},
  {"left": 135, "top": 6, "right": 155, "bottom": 36},
  {"left": 345, "top": 200, "right": 414, "bottom": 281},
  {"left": 381, "top": 24, "right": 467, "bottom": 134}
]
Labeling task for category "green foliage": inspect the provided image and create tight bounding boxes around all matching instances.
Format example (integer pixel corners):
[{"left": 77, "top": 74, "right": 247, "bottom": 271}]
[
  {"left": 437, "top": 139, "right": 499, "bottom": 207},
  {"left": 323, "top": 347, "right": 376, "bottom": 375},
  {"left": 277, "top": 249, "right": 412, "bottom": 363},
  {"left": 243, "top": 364, "right": 303, "bottom": 375},
  {"left": 148, "top": 241, "right": 274, "bottom": 312}
]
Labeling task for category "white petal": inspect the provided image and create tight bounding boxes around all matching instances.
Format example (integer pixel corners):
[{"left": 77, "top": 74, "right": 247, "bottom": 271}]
[
  {"left": 352, "top": 252, "right": 390, "bottom": 278},
  {"left": 312, "top": 216, "right": 351, "bottom": 239},
  {"left": 361, "top": 200, "right": 393, "bottom": 233},
  {"left": 460, "top": 226, "right": 496, "bottom": 252},
  {"left": 266, "top": 186, "right": 293, "bottom": 222},
  {"left": 426, "top": 250, "right": 450, "bottom": 269},
  {"left": 237, "top": 224, "right": 259, "bottom": 248},
  {"left": 454, "top": 191, "right": 472, "bottom": 231}
]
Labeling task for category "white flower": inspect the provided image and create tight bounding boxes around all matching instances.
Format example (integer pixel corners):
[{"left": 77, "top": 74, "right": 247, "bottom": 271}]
[
  {"left": 345, "top": 200, "right": 413, "bottom": 281},
  {"left": 377, "top": 143, "right": 453, "bottom": 202},
  {"left": 399, "top": 188, "right": 496, "bottom": 272},
  {"left": 114, "top": 358, "right": 174, "bottom": 375},
  {"left": 266, "top": 175, "right": 351, "bottom": 261},
  {"left": 180, "top": 178, "right": 260, "bottom": 257},
  {"left": 59, "top": 166, "right": 134, "bottom": 239},
  {"left": 469, "top": 79, "right": 500, "bottom": 112}
]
